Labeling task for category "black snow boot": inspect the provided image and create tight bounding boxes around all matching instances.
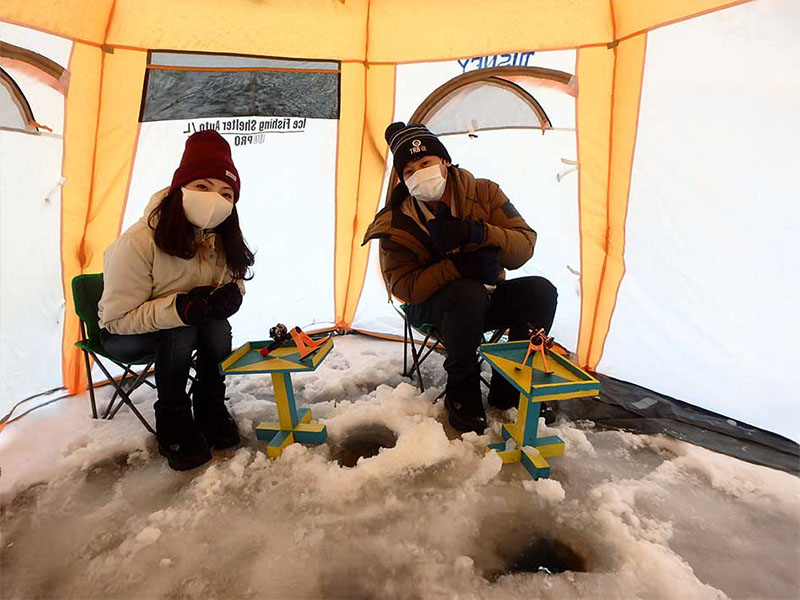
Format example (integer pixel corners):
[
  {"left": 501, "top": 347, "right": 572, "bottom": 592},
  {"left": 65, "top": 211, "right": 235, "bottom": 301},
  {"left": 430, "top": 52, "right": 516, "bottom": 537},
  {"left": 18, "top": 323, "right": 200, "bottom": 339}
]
[
  {"left": 193, "top": 386, "right": 241, "bottom": 450},
  {"left": 444, "top": 374, "right": 487, "bottom": 434},
  {"left": 487, "top": 369, "right": 521, "bottom": 410},
  {"left": 155, "top": 401, "right": 212, "bottom": 471}
]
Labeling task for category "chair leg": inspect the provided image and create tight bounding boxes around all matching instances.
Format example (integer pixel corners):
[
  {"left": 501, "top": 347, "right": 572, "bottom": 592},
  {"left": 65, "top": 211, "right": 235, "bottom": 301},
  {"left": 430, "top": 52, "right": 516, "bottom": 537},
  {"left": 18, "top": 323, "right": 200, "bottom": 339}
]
[
  {"left": 92, "top": 357, "right": 156, "bottom": 435},
  {"left": 402, "top": 319, "right": 409, "bottom": 378},
  {"left": 416, "top": 337, "right": 440, "bottom": 367},
  {"left": 405, "top": 322, "right": 426, "bottom": 394},
  {"left": 102, "top": 368, "right": 128, "bottom": 419},
  {"left": 107, "top": 362, "right": 154, "bottom": 420},
  {"left": 82, "top": 349, "right": 98, "bottom": 419}
]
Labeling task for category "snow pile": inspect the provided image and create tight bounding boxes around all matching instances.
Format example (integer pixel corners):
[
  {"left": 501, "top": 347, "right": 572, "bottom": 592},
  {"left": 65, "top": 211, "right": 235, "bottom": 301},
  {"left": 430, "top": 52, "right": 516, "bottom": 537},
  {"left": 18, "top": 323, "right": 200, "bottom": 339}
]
[{"left": 1, "top": 336, "right": 798, "bottom": 599}]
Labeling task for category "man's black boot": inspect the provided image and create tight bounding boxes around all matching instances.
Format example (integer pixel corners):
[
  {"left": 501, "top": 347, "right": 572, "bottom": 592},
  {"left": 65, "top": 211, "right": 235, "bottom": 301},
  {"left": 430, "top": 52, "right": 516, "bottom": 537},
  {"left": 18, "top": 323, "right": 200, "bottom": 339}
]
[
  {"left": 444, "top": 374, "right": 487, "bottom": 434},
  {"left": 487, "top": 369, "right": 521, "bottom": 410},
  {"left": 155, "top": 401, "right": 212, "bottom": 471},
  {"left": 193, "top": 386, "right": 241, "bottom": 450}
]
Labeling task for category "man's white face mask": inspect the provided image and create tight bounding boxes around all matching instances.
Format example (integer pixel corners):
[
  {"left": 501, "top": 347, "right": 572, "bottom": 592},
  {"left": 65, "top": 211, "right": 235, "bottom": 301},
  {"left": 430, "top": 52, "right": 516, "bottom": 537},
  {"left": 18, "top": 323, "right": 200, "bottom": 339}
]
[
  {"left": 405, "top": 164, "right": 447, "bottom": 202},
  {"left": 181, "top": 188, "right": 233, "bottom": 229}
]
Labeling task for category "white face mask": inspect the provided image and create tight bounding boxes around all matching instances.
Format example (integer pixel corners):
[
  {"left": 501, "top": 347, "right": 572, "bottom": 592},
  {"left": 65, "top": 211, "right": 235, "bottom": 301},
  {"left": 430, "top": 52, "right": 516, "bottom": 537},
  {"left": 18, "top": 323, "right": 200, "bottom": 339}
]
[
  {"left": 181, "top": 188, "right": 233, "bottom": 229},
  {"left": 405, "top": 164, "right": 447, "bottom": 202}
]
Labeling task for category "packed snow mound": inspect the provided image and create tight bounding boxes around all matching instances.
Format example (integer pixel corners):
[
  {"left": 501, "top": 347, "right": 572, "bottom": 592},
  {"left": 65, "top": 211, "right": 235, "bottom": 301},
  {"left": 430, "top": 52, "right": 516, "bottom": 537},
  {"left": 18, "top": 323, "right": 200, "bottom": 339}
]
[{"left": 1, "top": 336, "right": 798, "bottom": 599}]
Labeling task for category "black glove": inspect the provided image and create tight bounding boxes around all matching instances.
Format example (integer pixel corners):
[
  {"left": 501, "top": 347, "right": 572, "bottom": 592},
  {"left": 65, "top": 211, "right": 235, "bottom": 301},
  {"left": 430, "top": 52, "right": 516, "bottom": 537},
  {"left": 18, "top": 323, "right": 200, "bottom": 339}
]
[
  {"left": 208, "top": 282, "right": 243, "bottom": 320},
  {"left": 175, "top": 286, "right": 213, "bottom": 326},
  {"left": 428, "top": 215, "right": 485, "bottom": 254},
  {"left": 450, "top": 247, "right": 502, "bottom": 285}
]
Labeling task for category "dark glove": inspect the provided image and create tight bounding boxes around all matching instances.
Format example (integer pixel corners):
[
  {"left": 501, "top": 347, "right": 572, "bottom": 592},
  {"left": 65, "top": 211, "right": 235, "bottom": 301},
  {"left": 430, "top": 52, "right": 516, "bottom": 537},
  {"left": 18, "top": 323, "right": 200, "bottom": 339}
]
[
  {"left": 428, "top": 215, "right": 485, "bottom": 254},
  {"left": 208, "top": 282, "right": 243, "bottom": 320},
  {"left": 450, "top": 247, "right": 501, "bottom": 285},
  {"left": 175, "top": 285, "right": 213, "bottom": 326}
]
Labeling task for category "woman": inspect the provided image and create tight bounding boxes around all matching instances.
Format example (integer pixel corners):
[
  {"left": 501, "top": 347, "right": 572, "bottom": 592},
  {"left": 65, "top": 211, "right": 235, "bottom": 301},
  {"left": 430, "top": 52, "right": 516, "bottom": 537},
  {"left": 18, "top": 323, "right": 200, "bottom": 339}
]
[{"left": 98, "top": 130, "right": 255, "bottom": 471}]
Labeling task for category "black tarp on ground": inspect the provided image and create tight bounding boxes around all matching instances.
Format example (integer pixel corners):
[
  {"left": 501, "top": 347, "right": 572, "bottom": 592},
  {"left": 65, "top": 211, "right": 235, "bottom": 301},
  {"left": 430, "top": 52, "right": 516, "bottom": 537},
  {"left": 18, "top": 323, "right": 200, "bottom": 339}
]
[{"left": 552, "top": 374, "right": 800, "bottom": 475}]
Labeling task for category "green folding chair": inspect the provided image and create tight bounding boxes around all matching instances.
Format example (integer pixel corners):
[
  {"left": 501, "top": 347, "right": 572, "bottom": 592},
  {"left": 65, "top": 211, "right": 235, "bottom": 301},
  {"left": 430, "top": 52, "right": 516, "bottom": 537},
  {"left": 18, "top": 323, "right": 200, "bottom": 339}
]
[{"left": 72, "top": 273, "right": 156, "bottom": 434}]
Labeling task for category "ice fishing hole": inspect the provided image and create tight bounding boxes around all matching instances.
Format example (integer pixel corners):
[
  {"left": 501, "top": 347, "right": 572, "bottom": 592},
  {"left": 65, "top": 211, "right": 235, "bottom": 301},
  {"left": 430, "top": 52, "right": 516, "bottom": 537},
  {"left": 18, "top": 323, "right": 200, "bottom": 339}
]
[
  {"left": 488, "top": 536, "right": 586, "bottom": 580},
  {"left": 330, "top": 423, "right": 398, "bottom": 467}
]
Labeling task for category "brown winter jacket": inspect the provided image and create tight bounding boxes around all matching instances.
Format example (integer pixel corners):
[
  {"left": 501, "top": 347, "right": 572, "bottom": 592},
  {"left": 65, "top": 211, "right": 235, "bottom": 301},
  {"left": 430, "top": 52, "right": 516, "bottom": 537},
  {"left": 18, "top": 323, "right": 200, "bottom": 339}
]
[{"left": 362, "top": 166, "right": 536, "bottom": 305}]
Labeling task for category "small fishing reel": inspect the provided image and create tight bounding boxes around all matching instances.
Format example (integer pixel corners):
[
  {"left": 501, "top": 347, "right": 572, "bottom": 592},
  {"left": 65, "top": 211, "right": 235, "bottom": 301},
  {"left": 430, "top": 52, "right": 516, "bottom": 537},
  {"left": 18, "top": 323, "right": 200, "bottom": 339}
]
[{"left": 269, "top": 323, "right": 289, "bottom": 342}]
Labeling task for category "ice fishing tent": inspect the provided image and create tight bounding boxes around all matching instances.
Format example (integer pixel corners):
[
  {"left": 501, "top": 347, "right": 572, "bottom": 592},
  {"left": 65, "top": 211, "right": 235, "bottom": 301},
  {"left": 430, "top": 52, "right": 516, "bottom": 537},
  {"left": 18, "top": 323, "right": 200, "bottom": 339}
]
[{"left": 1, "top": 0, "right": 798, "bottom": 445}]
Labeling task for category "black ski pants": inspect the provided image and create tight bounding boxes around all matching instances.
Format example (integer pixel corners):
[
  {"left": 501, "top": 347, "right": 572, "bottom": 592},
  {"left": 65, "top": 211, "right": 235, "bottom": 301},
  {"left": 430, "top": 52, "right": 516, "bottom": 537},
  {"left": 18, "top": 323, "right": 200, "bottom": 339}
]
[{"left": 404, "top": 276, "right": 557, "bottom": 383}]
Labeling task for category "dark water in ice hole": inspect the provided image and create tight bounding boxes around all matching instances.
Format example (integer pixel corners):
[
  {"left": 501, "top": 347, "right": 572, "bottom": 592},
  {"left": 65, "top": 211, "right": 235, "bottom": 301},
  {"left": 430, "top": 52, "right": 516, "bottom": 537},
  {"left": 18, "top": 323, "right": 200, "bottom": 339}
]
[{"left": 330, "top": 423, "right": 399, "bottom": 468}]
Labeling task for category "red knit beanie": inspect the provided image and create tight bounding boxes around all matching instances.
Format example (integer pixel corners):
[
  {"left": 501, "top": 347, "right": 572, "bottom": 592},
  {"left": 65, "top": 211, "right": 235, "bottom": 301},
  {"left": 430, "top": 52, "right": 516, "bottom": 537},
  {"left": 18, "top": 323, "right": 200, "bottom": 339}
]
[{"left": 170, "top": 130, "right": 241, "bottom": 200}]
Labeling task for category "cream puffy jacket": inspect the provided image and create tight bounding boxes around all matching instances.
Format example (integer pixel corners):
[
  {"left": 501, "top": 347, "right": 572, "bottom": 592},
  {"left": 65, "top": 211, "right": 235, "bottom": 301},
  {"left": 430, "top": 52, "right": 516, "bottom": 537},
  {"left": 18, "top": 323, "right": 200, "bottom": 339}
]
[{"left": 98, "top": 188, "right": 244, "bottom": 335}]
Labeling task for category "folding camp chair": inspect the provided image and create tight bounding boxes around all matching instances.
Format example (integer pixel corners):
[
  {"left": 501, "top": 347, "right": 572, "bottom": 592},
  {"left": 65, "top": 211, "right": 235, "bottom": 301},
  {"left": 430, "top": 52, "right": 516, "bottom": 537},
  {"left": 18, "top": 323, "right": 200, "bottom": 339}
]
[
  {"left": 394, "top": 301, "right": 506, "bottom": 397},
  {"left": 72, "top": 274, "right": 156, "bottom": 434}
]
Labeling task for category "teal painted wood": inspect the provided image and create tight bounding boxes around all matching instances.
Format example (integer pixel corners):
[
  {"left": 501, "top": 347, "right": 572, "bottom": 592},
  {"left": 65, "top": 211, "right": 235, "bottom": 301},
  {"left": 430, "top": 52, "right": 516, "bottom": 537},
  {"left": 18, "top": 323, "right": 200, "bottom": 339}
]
[
  {"left": 221, "top": 337, "right": 333, "bottom": 374},
  {"left": 522, "top": 400, "right": 541, "bottom": 446},
  {"left": 280, "top": 372, "right": 300, "bottom": 428},
  {"left": 530, "top": 380, "right": 599, "bottom": 399},
  {"left": 293, "top": 426, "right": 328, "bottom": 444},
  {"left": 255, "top": 426, "right": 279, "bottom": 442},
  {"left": 520, "top": 450, "right": 550, "bottom": 479},
  {"left": 267, "top": 429, "right": 292, "bottom": 448},
  {"left": 488, "top": 442, "right": 506, "bottom": 451},
  {"left": 532, "top": 435, "right": 564, "bottom": 448}
]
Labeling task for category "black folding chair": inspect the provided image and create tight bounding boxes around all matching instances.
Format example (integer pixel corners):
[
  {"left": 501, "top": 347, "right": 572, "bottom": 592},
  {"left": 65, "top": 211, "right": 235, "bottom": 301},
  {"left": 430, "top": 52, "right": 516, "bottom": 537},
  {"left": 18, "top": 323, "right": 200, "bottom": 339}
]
[
  {"left": 395, "top": 301, "right": 506, "bottom": 398},
  {"left": 72, "top": 274, "right": 156, "bottom": 434}
]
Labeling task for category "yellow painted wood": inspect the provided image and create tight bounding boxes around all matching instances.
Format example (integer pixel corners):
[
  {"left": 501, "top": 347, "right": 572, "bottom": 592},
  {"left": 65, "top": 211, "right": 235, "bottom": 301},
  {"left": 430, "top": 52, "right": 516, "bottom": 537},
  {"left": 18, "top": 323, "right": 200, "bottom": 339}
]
[
  {"left": 503, "top": 422, "right": 523, "bottom": 446},
  {"left": 294, "top": 423, "right": 324, "bottom": 434},
  {"left": 229, "top": 357, "right": 309, "bottom": 373},
  {"left": 485, "top": 354, "right": 532, "bottom": 394},
  {"left": 536, "top": 442, "right": 565, "bottom": 458},
  {"left": 522, "top": 447, "right": 550, "bottom": 470},
  {"left": 266, "top": 432, "right": 294, "bottom": 459},
  {"left": 271, "top": 373, "right": 294, "bottom": 429},
  {"left": 311, "top": 337, "right": 335, "bottom": 367},
  {"left": 299, "top": 410, "right": 313, "bottom": 425},
  {"left": 533, "top": 389, "right": 601, "bottom": 403},
  {"left": 268, "top": 346, "right": 300, "bottom": 358},
  {"left": 220, "top": 343, "right": 252, "bottom": 371},
  {"left": 490, "top": 448, "right": 522, "bottom": 464}
]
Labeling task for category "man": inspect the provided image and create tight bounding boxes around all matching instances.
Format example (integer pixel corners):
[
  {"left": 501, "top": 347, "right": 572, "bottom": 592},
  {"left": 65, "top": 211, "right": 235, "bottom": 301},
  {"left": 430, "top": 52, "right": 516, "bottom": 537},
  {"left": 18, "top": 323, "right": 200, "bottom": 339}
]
[{"left": 363, "top": 122, "right": 557, "bottom": 434}]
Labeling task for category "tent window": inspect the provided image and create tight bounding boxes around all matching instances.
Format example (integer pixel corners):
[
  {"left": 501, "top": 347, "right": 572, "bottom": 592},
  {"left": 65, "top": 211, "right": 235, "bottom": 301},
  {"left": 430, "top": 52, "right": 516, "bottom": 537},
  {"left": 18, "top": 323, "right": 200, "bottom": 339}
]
[
  {"left": 140, "top": 52, "right": 340, "bottom": 122},
  {"left": 0, "top": 67, "right": 36, "bottom": 132}
]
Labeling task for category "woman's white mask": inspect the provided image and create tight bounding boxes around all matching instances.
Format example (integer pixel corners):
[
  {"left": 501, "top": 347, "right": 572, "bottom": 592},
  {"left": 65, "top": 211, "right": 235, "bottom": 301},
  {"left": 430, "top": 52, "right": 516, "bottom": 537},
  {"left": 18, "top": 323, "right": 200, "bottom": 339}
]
[
  {"left": 181, "top": 188, "right": 233, "bottom": 229},
  {"left": 405, "top": 164, "right": 447, "bottom": 202}
]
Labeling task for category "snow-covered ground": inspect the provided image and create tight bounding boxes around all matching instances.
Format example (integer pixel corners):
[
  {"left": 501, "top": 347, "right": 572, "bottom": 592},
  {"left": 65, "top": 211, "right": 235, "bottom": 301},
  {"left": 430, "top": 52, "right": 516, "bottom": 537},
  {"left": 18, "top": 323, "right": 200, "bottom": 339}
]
[{"left": 1, "top": 335, "right": 798, "bottom": 599}]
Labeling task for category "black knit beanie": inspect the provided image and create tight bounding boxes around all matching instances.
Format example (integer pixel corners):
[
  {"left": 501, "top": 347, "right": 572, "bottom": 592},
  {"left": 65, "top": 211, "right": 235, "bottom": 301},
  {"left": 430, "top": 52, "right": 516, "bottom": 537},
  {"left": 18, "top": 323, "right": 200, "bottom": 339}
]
[{"left": 385, "top": 122, "right": 451, "bottom": 176}]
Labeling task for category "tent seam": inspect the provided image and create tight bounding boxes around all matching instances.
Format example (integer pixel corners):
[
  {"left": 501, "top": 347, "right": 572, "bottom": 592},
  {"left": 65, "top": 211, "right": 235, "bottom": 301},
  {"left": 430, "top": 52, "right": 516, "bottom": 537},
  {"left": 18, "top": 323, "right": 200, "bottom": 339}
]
[
  {"left": 594, "top": 33, "right": 648, "bottom": 369},
  {"left": 338, "top": 0, "right": 371, "bottom": 327},
  {"left": 585, "top": 0, "right": 619, "bottom": 366}
]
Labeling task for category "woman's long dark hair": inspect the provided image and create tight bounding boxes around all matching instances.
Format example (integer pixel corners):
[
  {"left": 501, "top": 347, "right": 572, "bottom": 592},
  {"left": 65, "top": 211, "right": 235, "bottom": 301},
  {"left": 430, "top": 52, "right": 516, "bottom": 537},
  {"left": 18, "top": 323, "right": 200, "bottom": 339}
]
[{"left": 148, "top": 188, "right": 255, "bottom": 281}]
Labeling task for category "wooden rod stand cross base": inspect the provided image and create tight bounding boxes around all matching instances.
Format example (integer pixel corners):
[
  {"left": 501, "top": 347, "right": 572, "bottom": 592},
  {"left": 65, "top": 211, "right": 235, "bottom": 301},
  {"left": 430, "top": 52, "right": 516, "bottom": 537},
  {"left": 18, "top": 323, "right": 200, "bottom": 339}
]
[{"left": 255, "top": 372, "right": 327, "bottom": 458}]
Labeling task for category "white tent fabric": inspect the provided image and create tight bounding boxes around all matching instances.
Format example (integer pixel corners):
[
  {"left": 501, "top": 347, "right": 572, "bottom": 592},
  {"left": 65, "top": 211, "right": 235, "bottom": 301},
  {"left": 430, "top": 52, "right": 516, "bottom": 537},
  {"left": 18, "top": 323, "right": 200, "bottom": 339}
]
[
  {"left": 0, "top": 22, "right": 70, "bottom": 404},
  {"left": 122, "top": 118, "right": 338, "bottom": 347},
  {"left": 1, "top": 4, "right": 798, "bottom": 444},
  {"left": 597, "top": 0, "right": 800, "bottom": 441},
  {"left": 353, "top": 51, "right": 581, "bottom": 350}
]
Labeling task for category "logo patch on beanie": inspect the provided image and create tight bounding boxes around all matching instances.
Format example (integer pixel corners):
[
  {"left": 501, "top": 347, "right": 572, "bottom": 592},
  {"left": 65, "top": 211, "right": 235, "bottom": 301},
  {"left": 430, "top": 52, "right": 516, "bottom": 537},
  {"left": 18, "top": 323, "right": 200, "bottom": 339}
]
[
  {"left": 409, "top": 138, "right": 427, "bottom": 155},
  {"left": 225, "top": 170, "right": 237, "bottom": 182}
]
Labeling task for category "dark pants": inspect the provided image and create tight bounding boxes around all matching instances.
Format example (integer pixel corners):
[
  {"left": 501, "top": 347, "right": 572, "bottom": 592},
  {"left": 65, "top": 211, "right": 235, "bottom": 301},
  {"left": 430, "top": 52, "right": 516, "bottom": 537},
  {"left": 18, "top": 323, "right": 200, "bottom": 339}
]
[
  {"left": 405, "top": 277, "right": 557, "bottom": 383},
  {"left": 101, "top": 320, "right": 232, "bottom": 415}
]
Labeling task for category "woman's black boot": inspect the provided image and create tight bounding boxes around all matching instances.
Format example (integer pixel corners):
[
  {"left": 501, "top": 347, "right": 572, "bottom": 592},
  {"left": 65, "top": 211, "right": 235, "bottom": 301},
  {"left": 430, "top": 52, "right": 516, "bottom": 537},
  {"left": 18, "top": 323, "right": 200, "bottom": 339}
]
[
  {"left": 193, "top": 386, "right": 241, "bottom": 450},
  {"left": 155, "top": 400, "right": 212, "bottom": 471}
]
